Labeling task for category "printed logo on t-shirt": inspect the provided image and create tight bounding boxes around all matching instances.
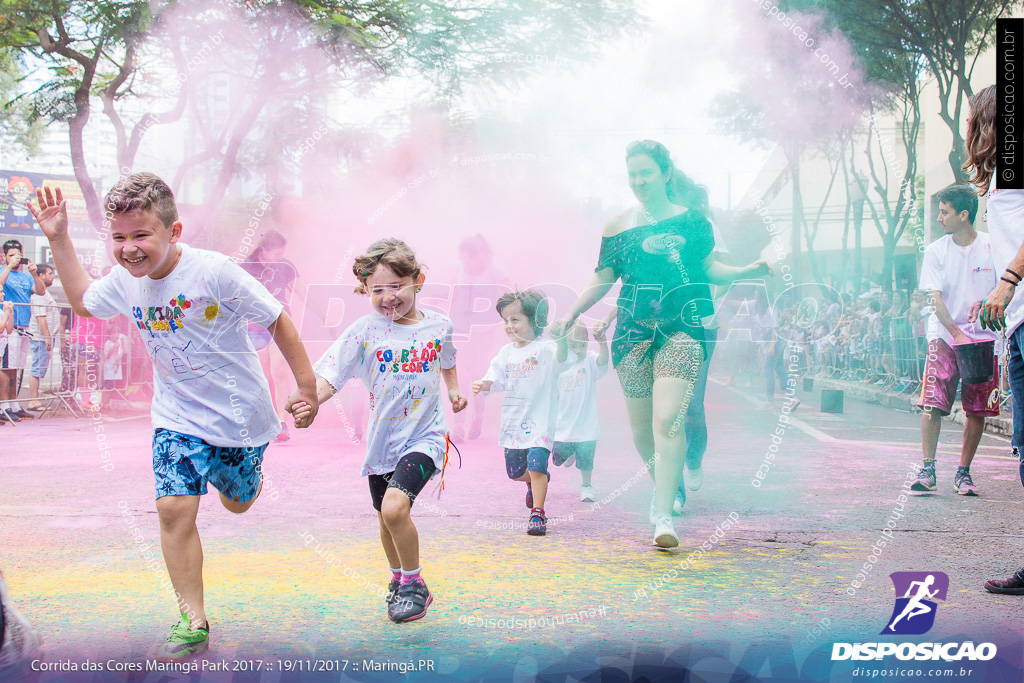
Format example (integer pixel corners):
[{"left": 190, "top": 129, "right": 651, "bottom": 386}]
[
  {"left": 133, "top": 294, "right": 198, "bottom": 336},
  {"left": 559, "top": 366, "right": 588, "bottom": 392},
  {"left": 375, "top": 339, "right": 443, "bottom": 374},
  {"left": 132, "top": 294, "right": 225, "bottom": 337},
  {"left": 507, "top": 355, "right": 539, "bottom": 389}
]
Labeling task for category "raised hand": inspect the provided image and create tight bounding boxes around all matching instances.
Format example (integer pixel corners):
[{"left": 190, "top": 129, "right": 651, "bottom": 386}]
[{"left": 26, "top": 186, "right": 69, "bottom": 241}]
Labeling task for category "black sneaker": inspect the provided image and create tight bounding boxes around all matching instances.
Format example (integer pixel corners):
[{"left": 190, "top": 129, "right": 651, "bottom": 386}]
[
  {"left": 984, "top": 568, "right": 1024, "bottom": 595},
  {"left": 385, "top": 578, "right": 401, "bottom": 606},
  {"left": 12, "top": 410, "right": 32, "bottom": 420},
  {"left": 388, "top": 579, "right": 432, "bottom": 622},
  {"left": 527, "top": 508, "right": 547, "bottom": 536}
]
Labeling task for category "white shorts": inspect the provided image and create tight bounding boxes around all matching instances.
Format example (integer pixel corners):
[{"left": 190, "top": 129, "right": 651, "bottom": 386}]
[{"left": 2, "top": 329, "right": 30, "bottom": 370}]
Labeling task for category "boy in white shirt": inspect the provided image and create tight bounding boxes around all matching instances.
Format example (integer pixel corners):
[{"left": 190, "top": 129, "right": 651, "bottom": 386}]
[
  {"left": 474, "top": 289, "right": 571, "bottom": 536},
  {"left": 914, "top": 184, "right": 1000, "bottom": 496},
  {"left": 552, "top": 321, "right": 609, "bottom": 502},
  {"left": 27, "top": 175, "right": 318, "bottom": 660}
]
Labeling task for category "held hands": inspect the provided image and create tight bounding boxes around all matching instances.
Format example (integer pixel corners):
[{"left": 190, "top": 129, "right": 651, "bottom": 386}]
[
  {"left": 472, "top": 379, "right": 492, "bottom": 395},
  {"left": 979, "top": 281, "right": 1014, "bottom": 331},
  {"left": 753, "top": 259, "right": 774, "bottom": 278},
  {"left": 549, "top": 317, "right": 574, "bottom": 338},
  {"left": 449, "top": 389, "right": 468, "bottom": 413},
  {"left": 593, "top": 321, "right": 608, "bottom": 342},
  {"left": 26, "top": 187, "right": 69, "bottom": 241},
  {"left": 285, "top": 385, "right": 320, "bottom": 429}
]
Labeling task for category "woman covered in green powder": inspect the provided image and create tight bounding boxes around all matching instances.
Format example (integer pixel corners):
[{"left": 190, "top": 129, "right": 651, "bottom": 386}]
[{"left": 552, "top": 140, "right": 771, "bottom": 548}]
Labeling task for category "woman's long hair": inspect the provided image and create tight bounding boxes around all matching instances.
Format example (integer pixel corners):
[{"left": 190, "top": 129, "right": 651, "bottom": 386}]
[
  {"left": 626, "top": 140, "right": 710, "bottom": 216},
  {"left": 963, "top": 85, "right": 996, "bottom": 195},
  {"left": 252, "top": 229, "right": 287, "bottom": 263}
]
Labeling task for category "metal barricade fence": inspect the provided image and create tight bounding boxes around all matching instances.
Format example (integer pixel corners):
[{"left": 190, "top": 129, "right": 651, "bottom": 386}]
[
  {"left": 1, "top": 301, "right": 152, "bottom": 421},
  {"left": 811, "top": 313, "right": 926, "bottom": 395}
]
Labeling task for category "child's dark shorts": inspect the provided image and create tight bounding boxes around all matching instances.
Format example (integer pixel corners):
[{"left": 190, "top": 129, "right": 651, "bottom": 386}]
[
  {"left": 552, "top": 441, "right": 597, "bottom": 470},
  {"left": 504, "top": 447, "right": 551, "bottom": 480},
  {"left": 368, "top": 452, "right": 437, "bottom": 511}
]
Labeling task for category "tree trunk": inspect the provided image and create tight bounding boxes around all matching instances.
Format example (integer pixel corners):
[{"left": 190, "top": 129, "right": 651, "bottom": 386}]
[
  {"left": 881, "top": 233, "right": 896, "bottom": 292},
  {"left": 790, "top": 154, "right": 803, "bottom": 281},
  {"left": 948, "top": 135, "right": 968, "bottom": 183}
]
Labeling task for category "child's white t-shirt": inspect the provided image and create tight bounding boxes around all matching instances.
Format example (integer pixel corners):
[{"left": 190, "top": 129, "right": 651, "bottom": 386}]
[
  {"left": 314, "top": 310, "right": 456, "bottom": 476},
  {"left": 82, "top": 244, "right": 284, "bottom": 446},
  {"left": 555, "top": 351, "right": 608, "bottom": 443},
  {"left": 482, "top": 339, "right": 574, "bottom": 450}
]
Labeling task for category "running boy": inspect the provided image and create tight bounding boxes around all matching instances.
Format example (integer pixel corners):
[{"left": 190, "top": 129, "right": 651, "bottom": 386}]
[
  {"left": 286, "top": 238, "right": 467, "bottom": 623},
  {"left": 472, "top": 289, "right": 571, "bottom": 536},
  {"left": 914, "top": 183, "right": 1000, "bottom": 495},
  {"left": 552, "top": 321, "right": 609, "bottom": 502},
  {"left": 27, "top": 176, "right": 318, "bottom": 660}
]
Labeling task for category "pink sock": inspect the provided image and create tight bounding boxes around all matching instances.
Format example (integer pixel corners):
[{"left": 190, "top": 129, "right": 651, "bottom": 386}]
[
  {"left": 389, "top": 567, "right": 401, "bottom": 582},
  {"left": 400, "top": 566, "right": 423, "bottom": 585}
]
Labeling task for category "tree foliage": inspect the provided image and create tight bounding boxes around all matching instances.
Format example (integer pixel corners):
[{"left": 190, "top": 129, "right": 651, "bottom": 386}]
[{"left": 0, "top": 0, "right": 640, "bottom": 228}]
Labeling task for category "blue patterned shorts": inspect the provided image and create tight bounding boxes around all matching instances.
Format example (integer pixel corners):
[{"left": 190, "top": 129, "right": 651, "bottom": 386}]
[{"left": 152, "top": 428, "right": 268, "bottom": 501}]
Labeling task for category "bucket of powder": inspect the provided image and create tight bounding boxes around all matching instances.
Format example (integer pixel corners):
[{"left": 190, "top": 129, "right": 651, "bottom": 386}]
[{"left": 953, "top": 339, "right": 995, "bottom": 385}]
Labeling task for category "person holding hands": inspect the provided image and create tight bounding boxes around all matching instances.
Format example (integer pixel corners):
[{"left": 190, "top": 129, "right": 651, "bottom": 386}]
[{"left": 27, "top": 175, "right": 318, "bottom": 660}]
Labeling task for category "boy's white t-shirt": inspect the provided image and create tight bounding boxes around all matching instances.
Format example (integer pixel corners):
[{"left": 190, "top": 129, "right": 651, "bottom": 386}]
[
  {"left": 555, "top": 350, "right": 608, "bottom": 443},
  {"left": 483, "top": 338, "right": 574, "bottom": 450},
  {"left": 314, "top": 310, "right": 456, "bottom": 476},
  {"left": 82, "top": 244, "right": 284, "bottom": 446},
  {"left": 987, "top": 177, "right": 1024, "bottom": 336},
  {"left": 918, "top": 232, "right": 1000, "bottom": 349}
]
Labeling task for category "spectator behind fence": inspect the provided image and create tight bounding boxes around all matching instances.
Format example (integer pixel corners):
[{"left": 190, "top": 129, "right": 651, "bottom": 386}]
[
  {"left": 101, "top": 317, "right": 130, "bottom": 412},
  {"left": 27, "top": 263, "right": 59, "bottom": 412},
  {"left": 0, "top": 239, "right": 45, "bottom": 421},
  {"left": 913, "top": 183, "right": 1000, "bottom": 497}
]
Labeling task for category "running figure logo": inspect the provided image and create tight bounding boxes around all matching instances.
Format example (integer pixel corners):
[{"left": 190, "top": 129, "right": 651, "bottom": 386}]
[{"left": 881, "top": 571, "right": 949, "bottom": 635}]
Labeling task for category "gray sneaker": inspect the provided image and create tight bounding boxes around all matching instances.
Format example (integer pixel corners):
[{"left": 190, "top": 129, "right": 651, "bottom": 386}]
[
  {"left": 911, "top": 463, "right": 936, "bottom": 492},
  {"left": 954, "top": 467, "right": 979, "bottom": 496}
]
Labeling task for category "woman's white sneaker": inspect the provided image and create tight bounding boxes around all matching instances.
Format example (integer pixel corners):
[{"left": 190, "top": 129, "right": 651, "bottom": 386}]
[
  {"left": 652, "top": 514, "right": 679, "bottom": 548},
  {"left": 685, "top": 465, "right": 703, "bottom": 492}
]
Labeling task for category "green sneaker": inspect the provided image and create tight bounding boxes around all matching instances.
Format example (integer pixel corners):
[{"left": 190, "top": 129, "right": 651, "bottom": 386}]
[{"left": 154, "top": 613, "right": 209, "bottom": 662}]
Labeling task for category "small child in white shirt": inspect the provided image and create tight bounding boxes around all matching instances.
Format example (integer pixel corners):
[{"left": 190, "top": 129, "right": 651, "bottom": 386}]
[
  {"left": 552, "top": 321, "right": 609, "bottom": 502},
  {"left": 473, "top": 289, "right": 571, "bottom": 537},
  {"left": 288, "top": 238, "right": 467, "bottom": 624}
]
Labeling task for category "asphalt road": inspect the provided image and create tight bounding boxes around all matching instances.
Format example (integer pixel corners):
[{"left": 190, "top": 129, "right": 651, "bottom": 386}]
[{"left": 2, "top": 372, "right": 1021, "bottom": 681}]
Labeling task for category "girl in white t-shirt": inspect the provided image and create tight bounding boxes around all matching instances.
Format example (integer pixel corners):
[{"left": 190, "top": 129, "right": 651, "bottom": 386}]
[
  {"left": 473, "top": 289, "right": 571, "bottom": 537},
  {"left": 287, "top": 238, "right": 468, "bottom": 624}
]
